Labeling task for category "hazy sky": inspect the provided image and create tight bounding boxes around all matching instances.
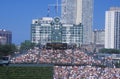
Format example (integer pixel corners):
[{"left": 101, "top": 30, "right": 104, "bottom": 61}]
[{"left": 0, "top": 0, "right": 120, "bottom": 44}]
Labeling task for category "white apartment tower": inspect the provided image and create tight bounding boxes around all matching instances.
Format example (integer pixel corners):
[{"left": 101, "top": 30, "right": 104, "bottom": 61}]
[
  {"left": 105, "top": 7, "right": 120, "bottom": 49},
  {"left": 93, "top": 29, "right": 105, "bottom": 45},
  {"left": 61, "top": 0, "right": 93, "bottom": 44}
]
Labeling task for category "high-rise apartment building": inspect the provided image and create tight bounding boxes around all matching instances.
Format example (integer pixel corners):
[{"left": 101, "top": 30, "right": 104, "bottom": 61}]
[
  {"left": 31, "top": 17, "right": 53, "bottom": 44},
  {"left": 31, "top": 17, "right": 83, "bottom": 46},
  {"left": 93, "top": 29, "right": 105, "bottom": 45},
  {"left": 0, "top": 36, "right": 7, "bottom": 45},
  {"left": 105, "top": 7, "right": 120, "bottom": 49},
  {"left": 61, "top": 0, "right": 93, "bottom": 44},
  {"left": 0, "top": 29, "right": 12, "bottom": 44}
]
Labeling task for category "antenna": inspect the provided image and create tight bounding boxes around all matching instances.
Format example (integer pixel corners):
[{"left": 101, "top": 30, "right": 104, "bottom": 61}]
[
  {"left": 48, "top": 0, "right": 62, "bottom": 16},
  {"left": 47, "top": 6, "right": 50, "bottom": 17},
  {"left": 56, "top": 0, "right": 58, "bottom": 14}
]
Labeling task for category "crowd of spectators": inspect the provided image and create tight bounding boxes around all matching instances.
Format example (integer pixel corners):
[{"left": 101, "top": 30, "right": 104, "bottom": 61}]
[
  {"left": 10, "top": 47, "right": 101, "bottom": 65},
  {"left": 10, "top": 47, "right": 120, "bottom": 79},
  {"left": 10, "top": 47, "right": 40, "bottom": 63},
  {"left": 54, "top": 66, "right": 120, "bottom": 79}
]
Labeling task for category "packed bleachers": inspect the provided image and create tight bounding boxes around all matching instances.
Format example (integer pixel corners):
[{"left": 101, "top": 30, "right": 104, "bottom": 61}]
[
  {"left": 10, "top": 47, "right": 120, "bottom": 79},
  {"left": 54, "top": 66, "right": 120, "bottom": 79},
  {"left": 10, "top": 47, "right": 101, "bottom": 65},
  {"left": 10, "top": 47, "right": 40, "bottom": 63}
]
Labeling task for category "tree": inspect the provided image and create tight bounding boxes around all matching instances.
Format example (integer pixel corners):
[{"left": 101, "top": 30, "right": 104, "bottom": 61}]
[
  {"left": 20, "top": 40, "right": 36, "bottom": 51},
  {"left": 99, "top": 48, "right": 120, "bottom": 54},
  {"left": 115, "top": 61, "right": 120, "bottom": 68},
  {"left": 0, "top": 44, "right": 17, "bottom": 56}
]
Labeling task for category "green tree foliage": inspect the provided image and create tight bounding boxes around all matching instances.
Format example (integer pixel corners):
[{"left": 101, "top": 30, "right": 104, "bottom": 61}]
[
  {"left": 20, "top": 40, "right": 36, "bottom": 51},
  {"left": 0, "top": 44, "right": 17, "bottom": 56},
  {"left": 115, "top": 61, "right": 120, "bottom": 68},
  {"left": 99, "top": 48, "right": 120, "bottom": 54}
]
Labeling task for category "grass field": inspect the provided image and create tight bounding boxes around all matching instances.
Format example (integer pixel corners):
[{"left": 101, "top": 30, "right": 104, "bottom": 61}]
[{"left": 0, "top": 66, "right": 53, "bottom": 79}]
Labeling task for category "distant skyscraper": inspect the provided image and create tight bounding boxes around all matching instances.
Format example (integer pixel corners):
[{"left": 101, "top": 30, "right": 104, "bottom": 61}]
[
  {"left": 93, "top": 29, "right": 105, "bottom": 45},
  {"left": 61, "top": 0, "right": 76, "bottom": 24},
  {"left": 61, "top": 0, "right": 93, "bottom": 44},
  {"left": 105, "top": 7, "right": 120, "bottom": 49},
  {"left": 0, "top": 29, "right": 12, "bottom": 44},
  {"left": 0, "top": 36, "right": 7, "bottom": 45}
]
